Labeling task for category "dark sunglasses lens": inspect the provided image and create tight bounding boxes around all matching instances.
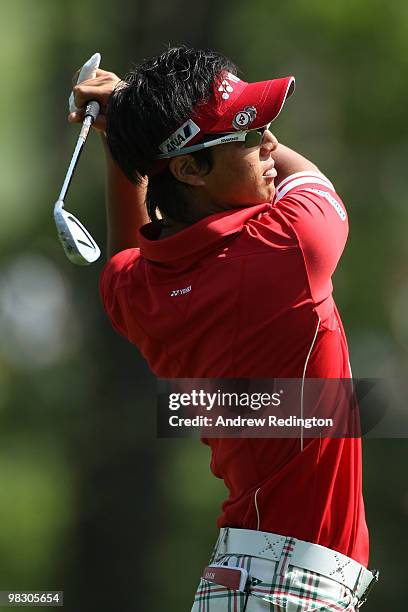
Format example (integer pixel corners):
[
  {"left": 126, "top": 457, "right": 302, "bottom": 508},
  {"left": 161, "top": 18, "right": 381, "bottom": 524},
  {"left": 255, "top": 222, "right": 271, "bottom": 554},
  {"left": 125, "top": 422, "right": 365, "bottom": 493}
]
[{"left": 244, "top": 128, "right": 265, "bottom": 148}]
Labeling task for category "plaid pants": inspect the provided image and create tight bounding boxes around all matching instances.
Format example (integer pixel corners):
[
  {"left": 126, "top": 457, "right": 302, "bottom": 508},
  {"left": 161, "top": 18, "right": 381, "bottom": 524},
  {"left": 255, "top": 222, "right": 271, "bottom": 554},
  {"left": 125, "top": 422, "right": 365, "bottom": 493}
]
[{"left": 191, "top": 539, "right": 360, "bottom": 611}]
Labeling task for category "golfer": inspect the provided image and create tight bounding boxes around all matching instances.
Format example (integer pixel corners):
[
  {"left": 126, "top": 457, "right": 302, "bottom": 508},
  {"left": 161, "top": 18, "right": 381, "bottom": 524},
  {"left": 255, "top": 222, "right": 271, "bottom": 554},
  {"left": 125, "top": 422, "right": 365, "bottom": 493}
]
[{"left": 70, "top": 46, "right": 379, "bottom": 610}]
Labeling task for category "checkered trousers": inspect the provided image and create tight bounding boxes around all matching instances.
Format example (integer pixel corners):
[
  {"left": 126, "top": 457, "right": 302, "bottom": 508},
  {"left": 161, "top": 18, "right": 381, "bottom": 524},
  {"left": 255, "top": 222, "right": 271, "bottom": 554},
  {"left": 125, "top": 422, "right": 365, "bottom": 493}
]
[{"left": 191, "top": 538, "right": 359, "bottom": 612}]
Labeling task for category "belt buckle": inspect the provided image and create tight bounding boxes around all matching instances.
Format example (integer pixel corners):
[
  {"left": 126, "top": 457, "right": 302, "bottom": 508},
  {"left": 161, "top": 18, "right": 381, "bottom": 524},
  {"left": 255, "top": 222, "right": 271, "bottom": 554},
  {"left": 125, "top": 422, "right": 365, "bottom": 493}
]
[{"left": 357, "top": 569, "right": 379, "bottom": 608}]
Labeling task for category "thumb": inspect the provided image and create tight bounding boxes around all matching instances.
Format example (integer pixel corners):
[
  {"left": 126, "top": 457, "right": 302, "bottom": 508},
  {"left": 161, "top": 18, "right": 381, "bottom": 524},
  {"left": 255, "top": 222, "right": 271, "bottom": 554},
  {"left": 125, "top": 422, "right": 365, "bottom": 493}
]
[
  {"left": 68, "top": 110, "right": 106, "bottom": 133},
  {"left": 67, "top": 111, "right": 83, "bottom": 123}
]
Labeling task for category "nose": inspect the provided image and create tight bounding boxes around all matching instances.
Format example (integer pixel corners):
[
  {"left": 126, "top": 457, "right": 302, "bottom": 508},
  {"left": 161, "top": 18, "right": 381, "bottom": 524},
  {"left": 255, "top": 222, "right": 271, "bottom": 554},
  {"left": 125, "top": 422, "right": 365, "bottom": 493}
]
[{"left": 260, "top": 129, "right": 278, "bottom": 156}]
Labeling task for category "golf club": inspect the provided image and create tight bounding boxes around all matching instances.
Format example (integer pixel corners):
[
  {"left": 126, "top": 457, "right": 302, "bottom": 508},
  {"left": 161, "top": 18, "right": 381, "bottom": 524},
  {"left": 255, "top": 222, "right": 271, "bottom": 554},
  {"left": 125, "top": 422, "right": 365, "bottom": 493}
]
[
  {"left": 53, "top": 100, "right": 101, "bottom": 265},
  {"left": 54, "top": 53, "right": 101, "bottom": 265}
]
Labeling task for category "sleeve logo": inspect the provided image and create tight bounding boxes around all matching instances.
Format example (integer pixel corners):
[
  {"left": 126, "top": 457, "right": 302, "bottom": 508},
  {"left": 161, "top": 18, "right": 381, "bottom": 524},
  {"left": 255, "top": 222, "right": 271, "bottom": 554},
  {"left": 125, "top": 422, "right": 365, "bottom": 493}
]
[{"left": 303, "top": 188, "right": 346, "bottom": 221}]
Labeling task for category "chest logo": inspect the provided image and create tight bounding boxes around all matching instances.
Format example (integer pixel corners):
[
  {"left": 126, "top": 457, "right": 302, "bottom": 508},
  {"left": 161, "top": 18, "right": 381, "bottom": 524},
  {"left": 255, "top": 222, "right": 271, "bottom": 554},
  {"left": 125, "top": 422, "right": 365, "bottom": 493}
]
[{"left": 170, "top": 285, "right": 192, "bottom": 297}]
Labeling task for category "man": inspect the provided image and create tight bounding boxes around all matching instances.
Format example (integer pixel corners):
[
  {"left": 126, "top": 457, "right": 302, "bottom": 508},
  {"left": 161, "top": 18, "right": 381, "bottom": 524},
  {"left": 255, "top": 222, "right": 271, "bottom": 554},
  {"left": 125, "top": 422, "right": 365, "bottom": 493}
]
[{"left": 70, "top": 46, "right": 378, "bottom": 610}]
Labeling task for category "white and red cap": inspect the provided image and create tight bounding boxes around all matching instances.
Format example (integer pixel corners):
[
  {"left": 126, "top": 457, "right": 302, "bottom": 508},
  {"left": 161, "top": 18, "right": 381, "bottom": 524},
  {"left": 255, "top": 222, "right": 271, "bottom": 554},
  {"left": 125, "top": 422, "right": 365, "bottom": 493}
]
[{"left": 156, "top": 71, "right": 295, "bottom": 159}]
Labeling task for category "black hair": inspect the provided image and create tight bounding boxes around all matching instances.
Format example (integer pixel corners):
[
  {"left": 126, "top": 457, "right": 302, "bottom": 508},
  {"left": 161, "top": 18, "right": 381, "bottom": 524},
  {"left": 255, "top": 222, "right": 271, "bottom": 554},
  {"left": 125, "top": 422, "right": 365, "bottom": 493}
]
[{"left": 106, "top": 46, "right": 237, "bottom": 223}]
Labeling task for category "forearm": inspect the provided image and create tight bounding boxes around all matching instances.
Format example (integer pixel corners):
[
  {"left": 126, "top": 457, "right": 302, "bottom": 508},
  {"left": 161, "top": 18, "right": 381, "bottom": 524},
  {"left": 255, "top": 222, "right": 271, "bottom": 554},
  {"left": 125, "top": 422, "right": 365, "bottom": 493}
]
[
  {"left": 101, "top": 133, "right": 149, "bottom": 259},
  {"left": 273, "top": 143, "right": 320, "bottom": 185}
]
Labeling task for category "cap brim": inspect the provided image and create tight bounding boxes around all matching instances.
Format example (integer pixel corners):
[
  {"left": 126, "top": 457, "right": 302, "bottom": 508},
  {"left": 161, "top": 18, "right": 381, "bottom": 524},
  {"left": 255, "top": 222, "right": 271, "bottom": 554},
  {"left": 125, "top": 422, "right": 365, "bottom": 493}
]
[{"left": 208, "top": 76, "right": 295, "bottom": 133}]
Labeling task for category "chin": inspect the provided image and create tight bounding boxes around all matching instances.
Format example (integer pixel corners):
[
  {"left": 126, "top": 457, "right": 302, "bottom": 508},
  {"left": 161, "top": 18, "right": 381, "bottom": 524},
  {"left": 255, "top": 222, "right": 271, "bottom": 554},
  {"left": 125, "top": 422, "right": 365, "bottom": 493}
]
[{"left": 265, "top": 186, "right": 276, "bottom": 202}]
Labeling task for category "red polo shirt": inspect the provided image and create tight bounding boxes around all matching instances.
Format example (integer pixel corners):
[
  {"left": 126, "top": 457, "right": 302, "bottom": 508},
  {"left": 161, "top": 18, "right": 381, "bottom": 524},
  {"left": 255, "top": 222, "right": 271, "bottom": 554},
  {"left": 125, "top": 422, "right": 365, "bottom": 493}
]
[{"left": 100, "top": 171, "right": 369, "bottom": 567}]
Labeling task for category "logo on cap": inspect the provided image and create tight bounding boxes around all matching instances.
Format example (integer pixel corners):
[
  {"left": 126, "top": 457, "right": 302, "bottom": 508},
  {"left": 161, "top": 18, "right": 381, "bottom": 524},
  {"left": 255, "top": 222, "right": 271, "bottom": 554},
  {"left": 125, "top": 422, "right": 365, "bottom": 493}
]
[
  {"left": 232, "top": 106, "right": 257, "bottom": 130},
  {"left": 217, "top": 72, "right": 241, "bottom": 100},
  {"left": 159, "top": 119, "right": 201, "bottom": 154},
  {"left": 218, "top": 80, "right": 234, "bottom": 100}
]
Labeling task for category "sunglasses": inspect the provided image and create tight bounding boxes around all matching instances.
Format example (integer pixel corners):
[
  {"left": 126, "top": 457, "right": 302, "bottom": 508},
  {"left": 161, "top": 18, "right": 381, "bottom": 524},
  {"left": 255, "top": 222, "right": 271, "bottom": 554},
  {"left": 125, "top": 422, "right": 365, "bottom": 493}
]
[{"left": 157, "top": 123, "right": 272, "bottom": 159}]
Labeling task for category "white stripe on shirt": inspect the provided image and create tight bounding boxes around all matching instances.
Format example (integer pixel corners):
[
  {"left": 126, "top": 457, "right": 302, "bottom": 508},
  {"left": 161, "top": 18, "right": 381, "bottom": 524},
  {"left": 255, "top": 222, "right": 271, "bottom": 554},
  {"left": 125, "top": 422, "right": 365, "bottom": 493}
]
[{"left": 274, "top": 171, "right": 336, "bottom": 204}]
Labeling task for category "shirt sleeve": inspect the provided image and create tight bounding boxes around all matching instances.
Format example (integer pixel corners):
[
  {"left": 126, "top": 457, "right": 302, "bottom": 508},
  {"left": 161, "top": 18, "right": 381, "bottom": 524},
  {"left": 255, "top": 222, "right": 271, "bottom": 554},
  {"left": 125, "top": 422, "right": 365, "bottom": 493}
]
[
  {"left": 272, "top": 171, "right": 349, "bottom": 314},
  {"left": 99, "top": 248, "right": 141, "bottom": 339}
]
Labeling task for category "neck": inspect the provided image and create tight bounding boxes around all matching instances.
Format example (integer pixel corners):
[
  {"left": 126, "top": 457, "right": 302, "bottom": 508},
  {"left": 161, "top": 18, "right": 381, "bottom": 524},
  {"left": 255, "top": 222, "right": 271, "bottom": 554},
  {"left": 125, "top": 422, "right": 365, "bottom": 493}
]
[{"left": 159, "top": 192, "right": 221, "bottom": 237}]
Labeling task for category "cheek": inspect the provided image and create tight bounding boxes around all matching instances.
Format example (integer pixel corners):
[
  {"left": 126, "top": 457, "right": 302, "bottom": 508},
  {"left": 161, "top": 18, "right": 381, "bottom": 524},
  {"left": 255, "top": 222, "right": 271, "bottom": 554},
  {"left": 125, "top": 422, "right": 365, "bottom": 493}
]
[
  {"left": 208, "top": 149, "right": 264, "bottom": 201},
  {"left": 239, "top": 162, "right": 262, "bottom": 193},
  {"left": 212, "top": 164, "right": 242, "bottom": 193},
  {"left": 228, "top": 160, "right": 259, "bottom": 187}
]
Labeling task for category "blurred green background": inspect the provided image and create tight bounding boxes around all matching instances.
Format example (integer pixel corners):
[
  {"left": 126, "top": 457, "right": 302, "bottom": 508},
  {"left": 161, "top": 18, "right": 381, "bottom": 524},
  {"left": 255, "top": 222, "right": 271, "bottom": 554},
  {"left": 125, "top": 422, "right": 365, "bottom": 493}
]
[{"left": 0, "top": 0, "right": 407, "bottom": 610}]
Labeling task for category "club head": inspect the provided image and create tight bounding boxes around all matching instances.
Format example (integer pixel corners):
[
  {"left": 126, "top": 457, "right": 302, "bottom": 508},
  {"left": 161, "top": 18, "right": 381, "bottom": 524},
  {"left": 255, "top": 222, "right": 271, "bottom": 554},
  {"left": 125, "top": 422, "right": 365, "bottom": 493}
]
[{"left": 54, "top": 200, "right": 100, "bottom": 265}]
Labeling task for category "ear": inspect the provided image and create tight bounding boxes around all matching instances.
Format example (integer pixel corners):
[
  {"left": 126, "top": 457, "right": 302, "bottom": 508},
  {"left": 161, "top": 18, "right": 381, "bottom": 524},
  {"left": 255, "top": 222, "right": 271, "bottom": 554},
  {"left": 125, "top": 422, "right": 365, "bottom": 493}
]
[{"left": 168, "top": 155, "right": 207, "bottom": 187}]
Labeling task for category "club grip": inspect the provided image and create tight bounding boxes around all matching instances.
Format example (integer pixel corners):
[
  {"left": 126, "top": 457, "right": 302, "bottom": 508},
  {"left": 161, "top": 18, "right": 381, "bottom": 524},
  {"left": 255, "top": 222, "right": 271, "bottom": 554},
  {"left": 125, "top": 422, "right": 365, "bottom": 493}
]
[{"left": 84, "top": 100, "right": 100, "bottom": 123}]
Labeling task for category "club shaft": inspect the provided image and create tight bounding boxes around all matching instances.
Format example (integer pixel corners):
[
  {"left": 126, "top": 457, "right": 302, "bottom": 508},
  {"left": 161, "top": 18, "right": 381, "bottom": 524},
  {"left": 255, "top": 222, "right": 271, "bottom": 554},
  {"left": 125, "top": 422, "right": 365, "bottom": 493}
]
[{"left": 58, "top": 117, "right": 92, "bottom": 202}]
